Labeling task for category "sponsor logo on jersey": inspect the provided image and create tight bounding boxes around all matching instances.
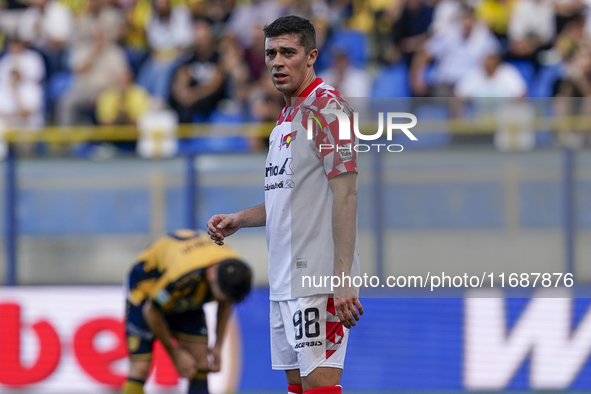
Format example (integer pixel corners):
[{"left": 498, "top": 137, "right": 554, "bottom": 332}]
[
  {"left": 264, "top": 180, "right": 295, "bottom": 191},
  {"left": 265, "top": 158, "right": 294, "bottom": 177},
  {"left": 279, "top": 132, "right": 297, "bottom": 150},
  {"left": 337, "top": 143, "right": 354, "bottom": 162}
]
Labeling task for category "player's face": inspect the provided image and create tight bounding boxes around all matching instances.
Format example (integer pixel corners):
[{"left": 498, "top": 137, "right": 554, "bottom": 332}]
[{"left": 265, "top": 34, "right": 316, "bottom": 96}]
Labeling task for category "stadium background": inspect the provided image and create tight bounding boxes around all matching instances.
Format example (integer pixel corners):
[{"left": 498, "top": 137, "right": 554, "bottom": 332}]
[{"left": 1, "top": 0, "right": 591, "bottom": 392}]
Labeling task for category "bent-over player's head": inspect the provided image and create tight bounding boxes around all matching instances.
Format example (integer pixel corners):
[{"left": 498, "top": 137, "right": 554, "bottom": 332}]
[
  {"left": 207, "top": 259, "right": 252, "bottom": 303},
  {"left": 263, "top": 15, "right": 318, "bottom": 97}
]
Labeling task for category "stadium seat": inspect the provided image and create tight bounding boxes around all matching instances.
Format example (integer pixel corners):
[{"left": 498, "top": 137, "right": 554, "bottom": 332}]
[
  {"left": 371, "top": 63, "right": 411, "bottom": 98},
  {"left": 424, "top": 63, "right": 438, "bottom": 87},
  {"left": 327, "top": 29, "right": 368, "bottom": 68},
  {"left": 45, "top": 71, "right": 73, "bottom": 120},
  {"left": 506, "top": 59, "right": 536, "bottom": 94},
  {"left": 46, "top": 71, "right": 72, "bottom": 101},
  {"left": 209, "top": 108, "right": 245, "bottom": 124},
  {"left": 531, "top": 63, "right": 564, "bottom": 97},
  {"left": 177, "top": 136, "right": 251, "bottom": 155}
]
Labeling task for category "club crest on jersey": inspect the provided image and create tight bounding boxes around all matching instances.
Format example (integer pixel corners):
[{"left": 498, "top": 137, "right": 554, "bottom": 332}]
[{"left": 279, "top": 132, "right": 297, "bottom": 150}]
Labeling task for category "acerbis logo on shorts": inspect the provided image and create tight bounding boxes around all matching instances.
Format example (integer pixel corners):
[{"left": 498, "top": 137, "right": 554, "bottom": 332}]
[{"left": 295, "top": 341, "right": 323, "bottom": 349}]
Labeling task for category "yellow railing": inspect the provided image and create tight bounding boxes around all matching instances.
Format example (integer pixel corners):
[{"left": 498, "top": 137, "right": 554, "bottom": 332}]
[
  {"left": 2, "top": 123, "right": 276, "bottom": 143},
  {"left": 3, "top": 116, "right": 591, "bottom": 143}
]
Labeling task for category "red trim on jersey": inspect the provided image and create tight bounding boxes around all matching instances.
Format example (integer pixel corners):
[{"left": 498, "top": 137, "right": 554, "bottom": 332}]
[
  {"left": 295, "top": 77, "right": 324, "bottom": 104},
  {"left": 303, "top": 386, "right": 342, "bottom": 394},
  {"left": 277, "top": 106, "right": 290, "bottom": 125},
  {"left": 288, "top": 384, "right": 303, "bottom": 394},
  {"left": 277, "top": 78, "right": 324, "bottom": 125}
]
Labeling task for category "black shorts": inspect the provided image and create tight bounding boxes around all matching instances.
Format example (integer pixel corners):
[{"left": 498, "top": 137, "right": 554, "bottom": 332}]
[{"left": 125, "top": 301, "right": 208, "bottom": 360}]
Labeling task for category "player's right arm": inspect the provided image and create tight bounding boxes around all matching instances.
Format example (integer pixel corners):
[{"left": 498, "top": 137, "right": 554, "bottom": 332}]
[
  {"left": 142, "top": 300, "right": 198, "bottom": 378},
  {"left": 206, "top": 202, "right": 266, "bottom": 245}
]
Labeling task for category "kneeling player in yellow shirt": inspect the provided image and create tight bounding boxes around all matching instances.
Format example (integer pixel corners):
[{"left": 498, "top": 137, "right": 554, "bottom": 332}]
[{"left": 122, "top": 229, "right": 252, "bottom": 394}]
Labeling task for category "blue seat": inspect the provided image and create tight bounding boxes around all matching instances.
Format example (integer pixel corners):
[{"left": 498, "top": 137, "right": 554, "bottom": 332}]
[
  {"left": 328, "top": 30, "right": 368, "bottom": 68},
  {"left": 46, "top": 71, "right": 72, "bottom": 100},
  {"left": 529, "top": 63, "right": 564, "bottom": 146},
  {"left": 371, "top": 63, "right": 411, "bottom": 98},
  {"left": 506, "top": 59, "right": 536, "bottom": 94},
  {"left": 531, "top": 63, "right": 564, "bottom": 97},
  {"left": 44, "top": 71, "right": 72, "bottom": 120},
  {"left": 209, "top": 108, "right": 244, "bottom": 124},
  {"left": 178, "top": 136, "right": 251, "bottom": 155}
]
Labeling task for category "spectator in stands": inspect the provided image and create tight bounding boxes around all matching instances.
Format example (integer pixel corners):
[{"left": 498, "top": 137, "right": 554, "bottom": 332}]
[
  {"left": 0, "top": 36, "right": 45, "bottom": 129},
  {"left": 243, "top": 24, "right": 267, "bottom": 83},
  {"left": 454, "top": 50, "right": 527, "bottom": 97},
  {"left": 96, "top": 67, "right": 150, "bottom": 125},
  {"left": 507, "top": 0, "right": 555, "bottom": 60},
  {"left": 390, "top": 0, "right": 434, "bottom": 66},
  {"left": 430, "top": 0, "right": 463, "bottom": 37},
  {"left": 411, "top": 5, "right": 500, "bottom": 96},
  {"left": 248, "top": 75, "right": 284, "bottom": 123},
  {"left": 17, "top": 0, "right": 73, "bottom": 77},
  {"left": 1, "top": 0, "right": 27, "bottom": 8},
  {"left": 323, "top": 0, "right": 354, "bottom": 28},
  {"left": 555, "top": 13, "right": 589, "bottom": 72},
  {"left": 247, "top": 74, "right": 284, "bottom": 149},
  {"left": 552, "top": 14, "right": 591, "bottom": 146},
  {"left": 74, "top": 0, "right": 124, "bottom": 44},
  {"left": 57, "top": 27, "right": 128, "bottom": 125},
  {"left": 319, "top": 48, "right": 371, "bottom": 97},
  {"left": 219, "top": 33, "right": 250, "bottom": 108},
  {"left": 119, "top": 0, "right": 152, "bottom": 73},
  {"left": 554, "top": 0, "right": 587, "bottom": 35},
  {"left": 281, "top": 0, "right": 330, "bottom": 22},
  {"left": 136, "top": 0, "right": 193, "bottom": 102},
  {"left": 553, "top": 79, "right": 591, "bottom": 147},
  {"left": 548, "top": 14, "right": 591, "bottom": 96},
  {"left": 455, "top": 49, "right": 533, "bottom": 151},
  {"left": 475, "top": 0, "right": 513, "bottom": 41},
  {"left": 194, "top": 0, "right": 235, "bottom": 37},
  {"left": 226, "top": 0, "right": 282, "bottom": 48},
  {"left": 169, "top": 18, "right": 226, "bottom": 123}
]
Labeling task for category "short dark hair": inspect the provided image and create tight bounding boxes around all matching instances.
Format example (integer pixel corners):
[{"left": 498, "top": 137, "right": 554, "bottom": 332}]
[
  {"left": 217, "top": 259, "right": 252, "bottom": 303},
  {"left": 263, "top": 15, "right": 316, "bottom": 54}
]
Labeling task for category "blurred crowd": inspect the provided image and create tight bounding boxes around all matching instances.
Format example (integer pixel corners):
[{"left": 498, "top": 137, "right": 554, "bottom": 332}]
[{"left": 0, "top": 0, "right": 591, "bottom": 130}]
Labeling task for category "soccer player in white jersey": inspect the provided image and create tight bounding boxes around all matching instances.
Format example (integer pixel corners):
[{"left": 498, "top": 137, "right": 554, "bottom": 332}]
[{"left": 207, "top": 15, "right": 362, "bottom": 394}]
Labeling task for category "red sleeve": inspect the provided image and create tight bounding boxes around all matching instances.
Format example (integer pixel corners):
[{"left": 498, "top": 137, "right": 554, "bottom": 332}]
[{"left": 306, "top": 96, "right": 358, "bottom": 180}]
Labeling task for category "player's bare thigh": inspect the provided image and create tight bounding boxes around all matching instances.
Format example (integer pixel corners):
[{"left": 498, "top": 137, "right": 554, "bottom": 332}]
[
  {"left": 178, "top": 339, "right": 209, "bottom": 370},
  {"left": 286, "top": 369, "right": 301, "bottom": 385},
  {"left": 286, "top": 367, "right": 342, "bottom": 390}
]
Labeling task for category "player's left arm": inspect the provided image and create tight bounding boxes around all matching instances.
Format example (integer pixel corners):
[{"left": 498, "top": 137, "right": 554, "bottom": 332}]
[
  {"left": 209, "top": 300, "right": 232, "bottom": 372},
  {"left": 142, "top": 300, "right": 198, "bottom": 378},
  {"left": 329, "top": 171, "right": 364, "bottom": 329}
]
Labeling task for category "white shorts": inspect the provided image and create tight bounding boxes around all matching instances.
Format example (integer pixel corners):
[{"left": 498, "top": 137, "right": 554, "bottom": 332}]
[{"left": 270, "top": 295, "right": 349, "bottom": 377}]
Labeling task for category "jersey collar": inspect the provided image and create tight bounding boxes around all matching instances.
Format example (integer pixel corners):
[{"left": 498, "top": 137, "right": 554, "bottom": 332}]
[{"left": 288, "top": 77, "right": 323, "bottom": 109}]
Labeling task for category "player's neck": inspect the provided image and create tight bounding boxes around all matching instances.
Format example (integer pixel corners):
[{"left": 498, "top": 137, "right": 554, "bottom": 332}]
[{"left": 284, "top": 71, "right": 317, "bottom": 106}]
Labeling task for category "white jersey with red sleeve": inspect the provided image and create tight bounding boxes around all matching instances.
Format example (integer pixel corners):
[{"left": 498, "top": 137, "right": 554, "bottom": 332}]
[{"left": 264, "top": 77, "right": 360, "bottom": 301}]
